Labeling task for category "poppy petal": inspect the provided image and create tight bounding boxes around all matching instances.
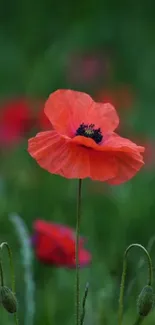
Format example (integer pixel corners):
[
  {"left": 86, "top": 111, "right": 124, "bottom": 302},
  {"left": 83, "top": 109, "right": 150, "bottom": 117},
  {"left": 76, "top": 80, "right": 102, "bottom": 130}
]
[
  {"left": 102, "top": 133, "right": 145, "bottom": 153},
  {"left": 91, "top": 133, "right": 144, "bottom": 183},
  {"left": 72, "top": 133, "right": 144, "bottom": 154},
  {"left": 34, "top": 220, "right": 84, "bottom": 253},
  {"left": 35, "top": 233, "right": 58, "bottom": 263},
  {"left": 33, "top": 219, "right": 91, "bottom": 268},
  {"left": 28, "top": 131, "right": 143, "bottom": 182},
  {"left": 28, "top": 131, "right": 117, "bottom": 180},
  {"left": 28, "top": 130, "right": 87, "bottom": 178},
  {"left": 28, "top": 130, "right": 71, "bottom": 174},
  {"left": 44, "top": 89, "right": 119, "bottom": 137},
  {"left": 87, "top": 102, "right": 119, "bottom": 134},
  {"left": 34, "top": 220, "right": 82, "bottom": 245},
  {"left": 70, "top": 249, "right": 92, "bottom": 267},
  {"left": 79, "top": 249, "right": 92, "bottom": 266},
  {"left": 44, "top": 89, "right": 93, "bottom": 137},
  {"left": 107, "top": 151, "right": 144, "bottom": 184}
]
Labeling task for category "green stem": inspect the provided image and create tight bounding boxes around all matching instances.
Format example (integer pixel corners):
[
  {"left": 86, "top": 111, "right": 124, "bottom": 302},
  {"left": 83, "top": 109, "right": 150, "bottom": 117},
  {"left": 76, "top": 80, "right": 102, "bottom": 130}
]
[
  {"left": 0, "top": 242, "right": 19, "bottom": 325},
  {"left": 80, "top": 282, "right": 89, "bottom": 325},
  {"left": 118, "top": 243, "right": 153, "bottom": 325},
  {"left": 0, "top": 258, "right": 4, "bottom": 286},
  {"left": 0, "top": 242, "right": 15, "bottom": 292},
  {"left": 75, "top": 179, "right": 82, "bottom": 325},
  {"left": 14, "top": 314, "right": 19, "bottom": 325}
]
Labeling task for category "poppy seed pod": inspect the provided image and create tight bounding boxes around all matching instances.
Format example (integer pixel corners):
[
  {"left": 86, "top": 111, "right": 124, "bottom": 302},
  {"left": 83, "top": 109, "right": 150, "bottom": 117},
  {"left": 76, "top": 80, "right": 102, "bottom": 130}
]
[
  {"left": 0, "top": 286, "right": 18, "bottom": 313},
  {"left": 137, "top": 285, "right": 154, "bottom": 316}
]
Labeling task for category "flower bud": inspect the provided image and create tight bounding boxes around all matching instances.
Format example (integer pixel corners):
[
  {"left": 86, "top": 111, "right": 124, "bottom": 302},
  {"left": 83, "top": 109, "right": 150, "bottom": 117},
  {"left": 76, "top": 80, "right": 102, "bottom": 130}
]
[
  {"left": 0, "top": 286, "right": 18, "bottom": 313},
  {"left": 137, "top": 285, "right": 154, "bottom": 316}
]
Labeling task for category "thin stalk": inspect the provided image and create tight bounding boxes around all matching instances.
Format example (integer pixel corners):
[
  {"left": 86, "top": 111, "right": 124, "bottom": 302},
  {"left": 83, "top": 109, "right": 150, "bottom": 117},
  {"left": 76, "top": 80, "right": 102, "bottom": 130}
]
[
  {"left": 75, "top": 179, "right": 82, "bottom": 325},
  {"left": 0, "top": 242, "right": 15, "bottom": 292},
  {"left": 0, "top": 259, "right": 4, "bottom": 286},
  {"left": 14, "top": 314, "right": 19, "bottom": 325},
  {"left": 80, "top": 282, "right": 89, "bottom": 325},
  {"left": 0, "top": 242, "right": 19, "bottom": 325},
  {"left": 118, "top": 243, "right": 153, "bottom": 325}
]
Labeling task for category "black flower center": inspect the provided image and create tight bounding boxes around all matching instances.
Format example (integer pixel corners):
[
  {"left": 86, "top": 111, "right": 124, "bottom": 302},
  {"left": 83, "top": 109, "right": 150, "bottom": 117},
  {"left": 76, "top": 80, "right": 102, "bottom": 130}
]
[{"left": 75, "top": 123, "right": 103, "bottom": 144}]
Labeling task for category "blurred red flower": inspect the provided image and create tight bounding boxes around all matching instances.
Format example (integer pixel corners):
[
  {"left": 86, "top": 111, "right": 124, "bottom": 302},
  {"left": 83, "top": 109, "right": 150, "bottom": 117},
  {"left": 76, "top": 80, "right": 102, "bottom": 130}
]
[
  {"left": 32, "top": 220, "right": 91, "bottom": 268},
  {"left": 0, "top": 99, "right": 34, "bottom": 146},
  {"left": 28, "top": 89, "right": 144, "bottom": 184}
]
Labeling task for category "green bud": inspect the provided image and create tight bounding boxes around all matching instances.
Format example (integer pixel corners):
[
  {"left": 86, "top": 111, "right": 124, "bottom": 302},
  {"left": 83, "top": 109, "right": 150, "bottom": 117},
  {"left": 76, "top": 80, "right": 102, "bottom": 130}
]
[
  {"left": 137, "top": 285, "right": 154, "bottom": 316},
  {"left": 0, "top": 286, "right": 18, "bottom": 313}
]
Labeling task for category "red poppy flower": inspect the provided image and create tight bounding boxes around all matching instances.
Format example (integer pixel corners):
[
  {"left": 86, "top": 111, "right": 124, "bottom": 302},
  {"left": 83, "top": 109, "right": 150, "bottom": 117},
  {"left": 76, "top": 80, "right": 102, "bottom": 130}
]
[
  {"left": 0, "top": 99, "right": 33, "bottom": 146},
  {"left": 28, "top": 89, "right": 144, "bottom": 184},
  {"left": 32, "top": 220, "right": 91, "bottom": 268}
]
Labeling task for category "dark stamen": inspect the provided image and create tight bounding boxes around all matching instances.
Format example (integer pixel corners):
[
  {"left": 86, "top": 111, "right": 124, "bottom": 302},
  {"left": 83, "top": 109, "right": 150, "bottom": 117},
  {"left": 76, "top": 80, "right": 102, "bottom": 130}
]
[{"left": 75, "top": 123, "right": 103, "bottom": 144}]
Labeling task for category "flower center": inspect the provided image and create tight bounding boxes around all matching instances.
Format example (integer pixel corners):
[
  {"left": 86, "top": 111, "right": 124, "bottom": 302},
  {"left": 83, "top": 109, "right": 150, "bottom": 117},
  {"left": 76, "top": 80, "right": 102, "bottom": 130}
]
[{"left": 75, "top": 123, "right": 103, "bottom": 144}]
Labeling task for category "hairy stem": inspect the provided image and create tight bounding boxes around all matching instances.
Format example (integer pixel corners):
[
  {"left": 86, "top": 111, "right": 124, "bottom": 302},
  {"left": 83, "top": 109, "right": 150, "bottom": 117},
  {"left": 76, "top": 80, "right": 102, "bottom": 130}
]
[
  {"left": 14, "top": 314, "right": 19, "bottom": 325},
  {"left": 0, "top": 242, "right": 15, "bottom": 292},
  {"left": 0, "top": 258, "right": 4, "bottom": 286},
  {"left": 75, "top": 179, "right": 82, "bottom": 325},
  {"left": 80, "top": 282, "right": 89, "bottom": 325},
  {"left": 118, "top": 243, "right": 153, "bottom": 325},
  {"left": 0, "top": 242, "right": 19, "bottom": 325}
]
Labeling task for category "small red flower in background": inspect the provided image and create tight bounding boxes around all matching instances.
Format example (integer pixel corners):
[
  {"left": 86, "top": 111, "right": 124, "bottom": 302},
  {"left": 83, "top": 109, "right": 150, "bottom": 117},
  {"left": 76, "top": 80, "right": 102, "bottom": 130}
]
[
  {"left": 28, "top": 89, "right": 144, "bottom": 184},
  {"left": 32, "top": 220, "right": 91, "bottom": 268},
  {"left": 0, "top": 99, "right": 34, "bottom": 146}
]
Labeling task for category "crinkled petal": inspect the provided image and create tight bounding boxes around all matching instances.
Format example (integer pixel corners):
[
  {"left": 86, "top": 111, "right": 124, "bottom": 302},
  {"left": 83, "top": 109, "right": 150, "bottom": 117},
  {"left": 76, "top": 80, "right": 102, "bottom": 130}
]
[
  {"left": 44, "top": 89, "right": 93, "bottom": 137},
  {"left": 107, "top": 151, "right": 144, "bottom": 184},
  {"left": 28, "top": 130, "right": 144, "bottom": 182},
  {"left": 28, "top": 130, "right": 89, "bottom": 178},
  {"left": 44, "top": 89, "right": 119, "bottom": 136},
  {"left": 28, "top": 130, "right": 71, "bottom": 174},
  {"left": 28, "top": 130, "right": 117, "bottom": 181},
  {"left": 72, "top": 133, "right": 145, "bottom": 153},
  {"left": 102, "top": 132, "right": 145, "bottom": 153},
  {"left": 88, "top": 150, "right": 144, "bottom": 184},
  {"left": 88, "top": 102, "right": 119, "bottom": 133}
]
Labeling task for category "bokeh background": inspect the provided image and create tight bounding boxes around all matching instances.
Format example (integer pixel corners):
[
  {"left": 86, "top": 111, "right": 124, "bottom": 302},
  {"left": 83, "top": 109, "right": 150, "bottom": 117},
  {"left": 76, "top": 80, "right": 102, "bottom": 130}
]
[{"left": 1, "top": 1, "right": 155, "bottom": 324}]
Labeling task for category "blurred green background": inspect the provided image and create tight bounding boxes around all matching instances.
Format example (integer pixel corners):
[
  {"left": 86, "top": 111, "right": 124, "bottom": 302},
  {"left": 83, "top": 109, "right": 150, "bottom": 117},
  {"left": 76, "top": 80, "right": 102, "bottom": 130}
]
[{"left": 1, "top": 1, "right": 155, "bottom": 324}]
